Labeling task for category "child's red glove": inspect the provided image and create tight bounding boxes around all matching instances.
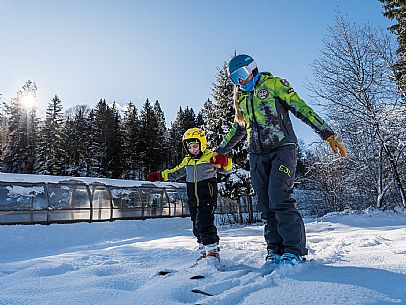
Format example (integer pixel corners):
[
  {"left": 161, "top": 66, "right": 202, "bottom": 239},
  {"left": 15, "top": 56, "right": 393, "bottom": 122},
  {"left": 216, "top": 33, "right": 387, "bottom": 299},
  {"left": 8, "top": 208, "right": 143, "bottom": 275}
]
[
  {"left": 213, "top": 155, "right": 228, "bottom": 167},
  {"left": 147, "top": 171, "right": 162, "bottom": 182}
]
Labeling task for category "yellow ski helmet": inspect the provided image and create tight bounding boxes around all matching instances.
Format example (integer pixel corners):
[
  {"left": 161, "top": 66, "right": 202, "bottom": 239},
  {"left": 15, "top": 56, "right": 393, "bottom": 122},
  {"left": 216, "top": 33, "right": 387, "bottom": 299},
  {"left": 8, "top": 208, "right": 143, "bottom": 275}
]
[{"left": 182, "top": 128, "right": 207, "bottom": 152}]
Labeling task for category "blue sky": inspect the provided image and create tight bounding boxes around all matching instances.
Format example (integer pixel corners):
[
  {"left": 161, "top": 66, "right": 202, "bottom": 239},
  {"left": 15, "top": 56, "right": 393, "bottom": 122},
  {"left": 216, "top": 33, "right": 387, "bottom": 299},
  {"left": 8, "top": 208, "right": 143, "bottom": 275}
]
[{"left": 0, "top": 0, "right": 393, "bottom": 143}]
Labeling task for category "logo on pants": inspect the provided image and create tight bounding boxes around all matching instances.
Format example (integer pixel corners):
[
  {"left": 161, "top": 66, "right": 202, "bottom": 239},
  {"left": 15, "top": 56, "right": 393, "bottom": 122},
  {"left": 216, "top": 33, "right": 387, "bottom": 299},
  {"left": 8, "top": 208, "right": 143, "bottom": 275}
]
[{"left": 278, "top": 164, "right": 291, "bottom": 177}]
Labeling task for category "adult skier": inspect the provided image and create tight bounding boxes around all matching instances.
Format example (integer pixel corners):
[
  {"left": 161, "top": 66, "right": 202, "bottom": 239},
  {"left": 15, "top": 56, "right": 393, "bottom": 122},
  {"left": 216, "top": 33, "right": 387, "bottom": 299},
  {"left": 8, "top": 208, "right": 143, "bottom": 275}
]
[{"left": 213, "top": 54, "right": 347, "bottom": 265}]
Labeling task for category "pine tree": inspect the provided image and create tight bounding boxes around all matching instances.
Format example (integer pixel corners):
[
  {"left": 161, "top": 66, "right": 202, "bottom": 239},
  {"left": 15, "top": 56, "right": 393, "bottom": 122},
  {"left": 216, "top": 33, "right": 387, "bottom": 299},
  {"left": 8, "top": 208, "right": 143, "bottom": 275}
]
[
  {"left": 88, "top": 99, "right": 123, "bottom": 178},
  {"left": 138, "top": 99, "right": 164, "bottom": 177},
  {"left": 87, "top": 108, "right": 100, "bottom": 176},
  {"left": 153, "top": 100, "right": 168, "bottom": 170},
  {"left": 62, "top": 105, "right": 91, "bottom": 176},
  {"left": 200, "top": 99, "right": 217, "bottom": 147},
  {"left": 202, "top": 61, "right": 251, "bottom": 199},
  {"left": 108, "top": 102, "right": 124, "bottom": 178},
  {"left": 167, "top": 106, "right": 197, "bottom": 168},
  {"left": 205, "top": 62, "right": 235, "bottom": 147},
  {"left": 36, "top": 95, "right": 65, "bottom": 175},
  {"left": 182, "top": 107, "right": 197, "bottom": 130},
  {"left": 0, "top": 97, "right": 7, "bottom": 170},
  {"left": 122, "top": 102, "right": 141, "bottom": 179},
  {"left": 64, "top": 105, "right": 91, "bottom": 176},
  {"left": 2, "top": 80, "right": 39, "bottom": 173},
  {"left": 88, "top": 100, "right": 106, "bottom": 177},
  {"left": 379, "top": 0, "right": 406, "bottom": 97},
  {"left": 167, "top": 107, "right": 185, "bottom": 168},
  {"left": 196, "top": 111, "right": 204, "bottom": 127}
]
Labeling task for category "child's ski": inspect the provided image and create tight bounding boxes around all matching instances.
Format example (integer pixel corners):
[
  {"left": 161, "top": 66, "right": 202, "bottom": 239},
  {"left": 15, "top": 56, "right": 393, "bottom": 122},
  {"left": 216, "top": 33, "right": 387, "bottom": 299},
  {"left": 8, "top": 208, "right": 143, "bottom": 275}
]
[
  {"left": 191, "top": 289, "right": 213, "bottom": 296},
  {"left": 189, "top": 262, "right": 281, "bottom": 297},
  {"left": 190, "top": 275, "right": 205, "bottom": 279}
]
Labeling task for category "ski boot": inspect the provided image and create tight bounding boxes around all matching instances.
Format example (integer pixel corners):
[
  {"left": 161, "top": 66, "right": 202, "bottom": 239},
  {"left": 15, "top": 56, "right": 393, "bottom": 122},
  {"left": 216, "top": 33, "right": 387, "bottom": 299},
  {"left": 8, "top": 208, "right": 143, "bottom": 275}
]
[
  {"left": 205, "top": 242, "right": 220, "bottom": 260},
  {"left": 280, "top": 252, "right": 305, "bottom": 265},
  {"left": 196, "top": 243, "right": 206, "bottom": 262},
  {"left": 265, "top": 251, "right": 281, "bottom": 264},
  {"left": 203, "top": 242, "right": 222, "bottom": 269}
]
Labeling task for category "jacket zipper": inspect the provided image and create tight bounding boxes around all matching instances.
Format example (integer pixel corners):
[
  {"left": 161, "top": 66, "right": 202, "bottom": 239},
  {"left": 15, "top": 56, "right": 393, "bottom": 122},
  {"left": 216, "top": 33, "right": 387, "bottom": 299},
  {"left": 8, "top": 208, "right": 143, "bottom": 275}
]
[
  {"left": 249, "top": 92, "right": 264, "bottom": 150},
  {"left": 194, "top": 160, "right": 199, "bottom": 206},
  {"left": 208, "top": 182, "right": 213, "bottom": 197},
  {"left": 279, "top": 111, "right": 290, "bottom": 136}
]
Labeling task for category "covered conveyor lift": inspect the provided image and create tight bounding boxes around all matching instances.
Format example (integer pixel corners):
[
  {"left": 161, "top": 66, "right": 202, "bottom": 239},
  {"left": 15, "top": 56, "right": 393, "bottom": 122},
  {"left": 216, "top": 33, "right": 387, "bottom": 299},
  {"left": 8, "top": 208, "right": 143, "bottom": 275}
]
[{"left": 0, "top": 173, "right": 189, "bottom": 225}]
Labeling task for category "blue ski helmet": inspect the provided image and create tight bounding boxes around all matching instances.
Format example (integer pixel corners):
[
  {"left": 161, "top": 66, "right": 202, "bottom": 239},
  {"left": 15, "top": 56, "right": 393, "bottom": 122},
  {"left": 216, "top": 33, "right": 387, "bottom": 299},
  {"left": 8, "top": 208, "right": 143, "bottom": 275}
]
[{"left": 228, "top": 54, "right": 258, "bottom": 86}]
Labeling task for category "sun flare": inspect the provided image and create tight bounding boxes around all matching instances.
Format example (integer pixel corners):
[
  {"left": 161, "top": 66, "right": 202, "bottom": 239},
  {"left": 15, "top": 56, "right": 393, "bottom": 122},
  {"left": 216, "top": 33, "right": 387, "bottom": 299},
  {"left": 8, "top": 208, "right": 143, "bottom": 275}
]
[{"left": 20, "top": 94, "right": 36, "bottom": 109}]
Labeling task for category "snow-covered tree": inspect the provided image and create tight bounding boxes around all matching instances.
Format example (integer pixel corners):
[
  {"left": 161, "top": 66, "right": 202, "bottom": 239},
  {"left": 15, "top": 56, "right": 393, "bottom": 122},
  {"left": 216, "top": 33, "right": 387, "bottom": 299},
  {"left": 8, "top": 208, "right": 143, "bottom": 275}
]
[
  {"left": 62, "top": 105, "right": 91, "bottom": 176},
  {"left": 153, "top": 100, "right": 168, "bottom": 170},
  {"left": 379, "top": 0, "right": 406, "bottom": 97},
  {"left": 308, "top": 15, "right": 405, "bottom": 208},
  {"left": 138, "top": 99, "right": 166, "bottom": 177},
  {"left": 107, "top": 102, "right": 124, "bottom": 178},
  {"left": 203, "top": 62, "right": 235, "bottom": 148},
  {"left": 122, "top": 102, "right": 141, "bottom": 179},
  {"left": 2, "top": 80, "right": 39, "bottom": 174},
  {"left": 0, "top": 96, "right": 7, "bottom": 168},
  {"left": 36, "top": 95, "right": 65, "bottom": 175},
  {"left": 88, "top": 99, "right": 123, "bottom": 178},
  {"left": 167, "top": 106, "right": 197, "bottom": 168},
  {"left": 202, "top": 60, "right": 252, "bottom": 201}
]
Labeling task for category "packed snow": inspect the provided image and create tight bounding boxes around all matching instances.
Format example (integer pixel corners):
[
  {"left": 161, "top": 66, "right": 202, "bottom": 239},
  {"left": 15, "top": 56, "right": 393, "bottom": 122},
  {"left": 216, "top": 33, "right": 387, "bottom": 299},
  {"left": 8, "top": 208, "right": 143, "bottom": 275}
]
[{"left": 0, "top": 209, "right": 405, "bottom": 304}]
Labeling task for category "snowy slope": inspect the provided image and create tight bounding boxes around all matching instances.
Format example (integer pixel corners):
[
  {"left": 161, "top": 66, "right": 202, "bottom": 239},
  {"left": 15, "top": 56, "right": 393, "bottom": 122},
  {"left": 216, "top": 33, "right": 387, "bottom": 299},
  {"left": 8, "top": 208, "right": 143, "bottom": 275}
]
[{"left": 0, "top": 211, "right": 405, "bottom": 305}]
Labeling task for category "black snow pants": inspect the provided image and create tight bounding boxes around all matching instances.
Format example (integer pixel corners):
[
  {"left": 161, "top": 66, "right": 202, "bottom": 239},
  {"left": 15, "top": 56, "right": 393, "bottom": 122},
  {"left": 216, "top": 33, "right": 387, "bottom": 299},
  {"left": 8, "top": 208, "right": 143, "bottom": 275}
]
[
  {"left": 187, "top": 178, "right": 220, "bottom": 246},
  {"left": 250, "top": 144, "right": 308, "bottom": 256}
]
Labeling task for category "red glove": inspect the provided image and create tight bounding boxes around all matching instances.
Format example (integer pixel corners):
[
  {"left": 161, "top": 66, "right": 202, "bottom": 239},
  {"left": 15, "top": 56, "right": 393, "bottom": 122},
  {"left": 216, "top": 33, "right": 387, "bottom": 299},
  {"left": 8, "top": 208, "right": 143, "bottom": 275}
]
[
  {"left": 147, "top": 171, "right": 162, "bottom": 182},
  {"left": 213, "top": 154, "right": 229, "bottom": 167}
]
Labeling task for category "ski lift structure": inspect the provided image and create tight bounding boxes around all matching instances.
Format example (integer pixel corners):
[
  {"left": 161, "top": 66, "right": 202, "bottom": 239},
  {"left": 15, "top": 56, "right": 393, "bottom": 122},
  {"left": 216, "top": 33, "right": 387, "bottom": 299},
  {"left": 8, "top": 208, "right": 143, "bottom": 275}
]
[{"left": 0, "top": 173, "right": 189, "bottom": 225}]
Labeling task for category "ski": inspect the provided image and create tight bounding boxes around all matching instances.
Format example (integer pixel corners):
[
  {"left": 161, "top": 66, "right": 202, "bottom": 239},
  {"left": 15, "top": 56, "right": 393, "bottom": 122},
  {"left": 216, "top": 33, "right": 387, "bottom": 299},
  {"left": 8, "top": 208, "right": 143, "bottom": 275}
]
[
  {"left": 159, "top": 272, "right": 205, "bottom": 279},
  {"left": 191, "top": 289, "right": 213, "bottom": 296},
  {"left": 158, "top": 270, "right": 171, "bottom": 276},
  {"left": 189, "top": 262, "right": 282, "bottom": 297},
  {"left": 190, "top": 275, "right": 205, "bottom": 279}
]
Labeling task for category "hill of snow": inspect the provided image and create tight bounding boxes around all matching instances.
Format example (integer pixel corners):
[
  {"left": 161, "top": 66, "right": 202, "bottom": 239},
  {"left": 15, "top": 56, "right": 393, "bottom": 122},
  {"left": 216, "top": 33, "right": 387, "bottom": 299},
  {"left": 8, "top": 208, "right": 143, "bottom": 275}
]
[{"left": 0, "top": 210, "right": 405, "bottom": 304}]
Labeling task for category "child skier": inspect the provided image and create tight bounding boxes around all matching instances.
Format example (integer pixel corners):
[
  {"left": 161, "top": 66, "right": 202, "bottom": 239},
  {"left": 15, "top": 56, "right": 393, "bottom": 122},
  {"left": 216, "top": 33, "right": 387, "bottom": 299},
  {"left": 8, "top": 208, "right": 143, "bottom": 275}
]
[{"left": 147, "top": 127, "right": 232, "bottom": 262}]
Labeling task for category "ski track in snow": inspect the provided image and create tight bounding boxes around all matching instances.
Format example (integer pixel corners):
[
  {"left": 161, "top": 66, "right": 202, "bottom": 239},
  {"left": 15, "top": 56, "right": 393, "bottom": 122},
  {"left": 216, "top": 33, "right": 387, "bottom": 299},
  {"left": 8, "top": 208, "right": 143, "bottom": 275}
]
[{"left": 0, "top": 213, "right": 406, "bottom": 305}]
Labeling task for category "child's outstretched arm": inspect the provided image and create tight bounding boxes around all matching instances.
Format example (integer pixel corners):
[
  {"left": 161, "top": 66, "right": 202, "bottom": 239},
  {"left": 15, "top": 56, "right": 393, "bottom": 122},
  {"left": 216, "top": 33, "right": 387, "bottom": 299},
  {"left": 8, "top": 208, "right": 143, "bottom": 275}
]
[
  {"left": 146, "top": 157, "right": 189, "bottom": 182},
  {"left": 160, "top": 157, "right": 189, "bottom": 181}
]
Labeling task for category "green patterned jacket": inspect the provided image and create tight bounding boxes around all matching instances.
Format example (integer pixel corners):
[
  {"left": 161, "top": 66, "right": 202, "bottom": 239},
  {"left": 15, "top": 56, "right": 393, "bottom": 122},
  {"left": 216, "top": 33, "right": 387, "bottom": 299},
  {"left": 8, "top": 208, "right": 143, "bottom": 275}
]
[{"left": 217, "top": 72, "right": 334, "bottom": 155}]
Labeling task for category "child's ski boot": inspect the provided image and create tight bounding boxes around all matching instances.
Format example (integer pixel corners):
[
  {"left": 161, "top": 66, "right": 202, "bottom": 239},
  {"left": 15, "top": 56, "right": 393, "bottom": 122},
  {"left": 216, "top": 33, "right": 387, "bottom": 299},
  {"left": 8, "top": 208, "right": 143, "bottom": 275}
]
[
  {"left": 205, "top": 242, "right": 221, "bottom": 268},
  {"left": 195, "top": 243, "right": 206, "bottom": 262},
  {"left": 205, "top": 242, "right": 220, "bottom": 258}
]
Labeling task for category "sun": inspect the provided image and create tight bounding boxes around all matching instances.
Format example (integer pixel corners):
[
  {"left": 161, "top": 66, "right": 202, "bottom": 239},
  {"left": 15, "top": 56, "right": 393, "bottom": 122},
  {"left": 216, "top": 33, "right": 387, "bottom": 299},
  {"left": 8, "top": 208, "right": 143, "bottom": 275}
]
[{"left": 20, "top": 93, "right": 36, "bottom": 109}]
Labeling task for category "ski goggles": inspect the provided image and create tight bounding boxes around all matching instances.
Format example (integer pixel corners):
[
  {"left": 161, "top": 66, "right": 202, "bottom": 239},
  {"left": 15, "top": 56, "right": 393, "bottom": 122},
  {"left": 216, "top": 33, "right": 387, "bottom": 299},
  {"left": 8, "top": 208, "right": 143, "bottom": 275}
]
[
  {"left": 229, "top": 61, "right": 257, "bottom": 85},
  {"left": 184, "top": 139, "right": 200, "bottom": 147}
]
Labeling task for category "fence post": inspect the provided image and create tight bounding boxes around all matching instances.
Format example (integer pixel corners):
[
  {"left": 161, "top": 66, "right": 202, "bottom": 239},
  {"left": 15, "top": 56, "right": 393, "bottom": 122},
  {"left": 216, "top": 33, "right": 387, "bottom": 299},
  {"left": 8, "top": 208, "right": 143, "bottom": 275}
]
[
  {"left": 107, "top": 186, "right": 114, "bottom": 221},
  {"left": 236, "top": 197, "right": 243, "bottom": 224},
  {"left": 247, "top": 195, "right": 254, "bottom": 224},
  {"left": 45, "top": 183, "right": 51, "bottom": 224}
]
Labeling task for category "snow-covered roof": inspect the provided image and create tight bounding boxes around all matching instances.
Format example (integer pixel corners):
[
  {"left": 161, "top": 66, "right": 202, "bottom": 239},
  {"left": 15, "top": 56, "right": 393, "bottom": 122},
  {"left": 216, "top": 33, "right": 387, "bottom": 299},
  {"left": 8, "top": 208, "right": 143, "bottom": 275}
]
[{"left": 0, "top": 173, "right": 185, "bottom": 189}]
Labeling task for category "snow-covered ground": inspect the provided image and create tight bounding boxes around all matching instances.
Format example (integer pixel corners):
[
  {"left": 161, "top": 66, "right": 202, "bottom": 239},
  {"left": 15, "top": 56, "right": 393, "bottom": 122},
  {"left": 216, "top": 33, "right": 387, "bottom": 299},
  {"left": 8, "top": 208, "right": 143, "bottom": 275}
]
[{"left": 1, "top": 210, "right": 405, "bottom": 305}]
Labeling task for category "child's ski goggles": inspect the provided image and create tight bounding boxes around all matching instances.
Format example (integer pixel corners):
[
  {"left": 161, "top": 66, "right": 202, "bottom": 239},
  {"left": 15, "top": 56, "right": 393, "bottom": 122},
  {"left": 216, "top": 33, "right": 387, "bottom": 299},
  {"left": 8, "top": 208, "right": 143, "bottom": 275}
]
[
  {"left": 184, "top": 139, "right": 200, "bottom": 146},
  {"left": 229, "top": 61, "right": 257, "bottom": 85}
]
